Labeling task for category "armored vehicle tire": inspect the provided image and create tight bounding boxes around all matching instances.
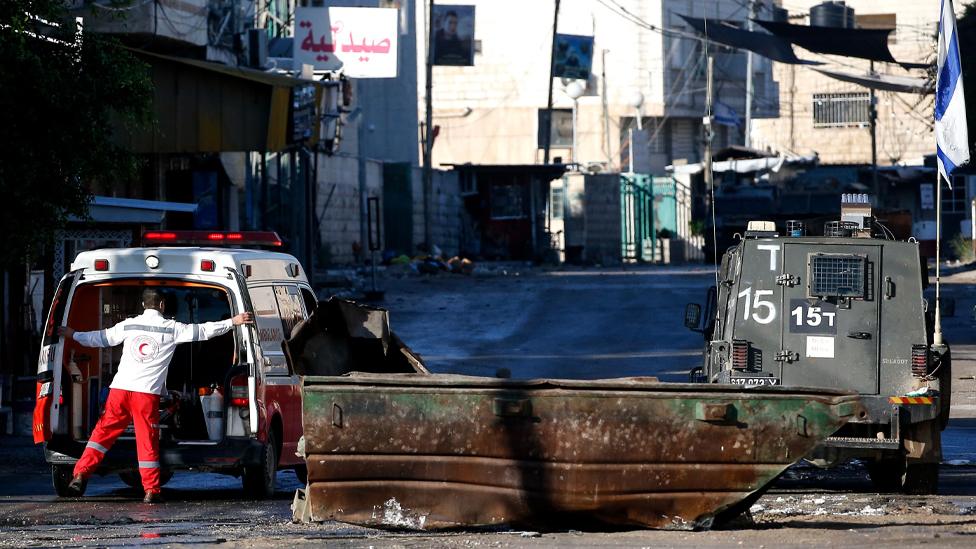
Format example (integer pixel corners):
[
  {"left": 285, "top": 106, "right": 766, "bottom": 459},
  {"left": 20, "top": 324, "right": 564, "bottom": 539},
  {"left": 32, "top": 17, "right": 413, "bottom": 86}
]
[
  {"left": 52, "top": 465, "right": 83, "bottom": 497},
  {"left": 242, "top": 432, "right": 278, "bottom": 499},
  {"left": 939, "top": 350, "right": 952, "bottom": 431},
  {"left": 904, "top": 463, "right": 939, "bottom": 495},
  {"left": 119, "top": 469, "right": 173, "bottom": 489},
  {"left": 866, "top": 456, "right": 905, "bottom": 493},
  {"left": 867, "top": 456, "right": 939, "bottom": 495}
]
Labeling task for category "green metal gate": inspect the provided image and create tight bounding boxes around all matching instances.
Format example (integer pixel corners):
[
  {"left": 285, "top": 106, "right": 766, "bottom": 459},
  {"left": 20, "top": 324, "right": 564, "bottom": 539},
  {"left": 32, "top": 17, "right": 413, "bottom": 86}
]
[
  {"left": 652, "top": 177, "right": 677, "bottom": 237},
  {"left": 620, "top": 175, "right": 680, "bottom": 263},
  {"left": 620, "top": 174, "right": 655, "bottom": 262}
]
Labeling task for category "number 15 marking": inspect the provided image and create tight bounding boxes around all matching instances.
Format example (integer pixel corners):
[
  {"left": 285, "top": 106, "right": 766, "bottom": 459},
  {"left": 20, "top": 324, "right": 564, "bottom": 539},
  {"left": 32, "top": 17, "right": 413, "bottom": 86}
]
[
  {"left": 738, "top": 287, "right": 776, "bottom": 324},
  {"left": 791, "top": 305, "right": 835, "bottom": 327}
]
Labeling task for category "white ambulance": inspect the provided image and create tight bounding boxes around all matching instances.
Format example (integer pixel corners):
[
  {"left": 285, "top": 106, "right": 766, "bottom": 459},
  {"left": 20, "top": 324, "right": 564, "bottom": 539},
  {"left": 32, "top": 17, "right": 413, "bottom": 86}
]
[{"left": 34, "top": 231, "right": 314, "bottom": 498}]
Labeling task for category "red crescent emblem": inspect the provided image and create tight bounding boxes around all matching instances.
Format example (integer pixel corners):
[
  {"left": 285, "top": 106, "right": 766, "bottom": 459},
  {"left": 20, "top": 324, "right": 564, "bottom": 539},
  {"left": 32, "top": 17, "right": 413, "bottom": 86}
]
[{"left": 139, "top": 343, "right": 150, "bottom": 356}]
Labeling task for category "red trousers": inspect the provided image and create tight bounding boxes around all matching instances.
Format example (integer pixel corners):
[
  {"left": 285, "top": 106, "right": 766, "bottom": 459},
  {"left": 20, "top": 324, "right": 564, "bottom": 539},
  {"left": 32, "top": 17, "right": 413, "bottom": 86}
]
[{"left": 73, "top": 388, "right": 162, "bottom": 493}]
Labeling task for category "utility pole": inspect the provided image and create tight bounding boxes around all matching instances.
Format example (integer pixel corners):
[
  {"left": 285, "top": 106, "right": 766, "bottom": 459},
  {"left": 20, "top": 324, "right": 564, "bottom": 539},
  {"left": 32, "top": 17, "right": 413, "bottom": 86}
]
[
  {"left": 704, "top": 56, "right": 715, "bottom": 196},
  {"left": 743, "top": 0, "right": 757, "bottom": 148},
  {"left": 422, "top": 0, "right": 434, "bottom": 249},
  {"left": 542, "top": 0, "right": 561, "bottom": 164},
  {"left": 704, "top": 55, "right": 717, "bottom": 277},
  {"left": 869, "top": 60, "right": 879, "bottom": 196}
]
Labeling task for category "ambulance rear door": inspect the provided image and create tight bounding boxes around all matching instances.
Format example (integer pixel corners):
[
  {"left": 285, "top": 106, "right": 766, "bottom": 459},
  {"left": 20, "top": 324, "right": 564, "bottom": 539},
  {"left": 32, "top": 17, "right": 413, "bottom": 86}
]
[{"left": 33, "top": 270, "right": 83, "bottom": 443}]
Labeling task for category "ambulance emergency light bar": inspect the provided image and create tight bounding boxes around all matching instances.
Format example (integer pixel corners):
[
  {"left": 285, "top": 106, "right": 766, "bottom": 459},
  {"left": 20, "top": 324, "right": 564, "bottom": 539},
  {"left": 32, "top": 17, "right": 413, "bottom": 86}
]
[{"left": 142, "top": 230, "right": 283, "bottom": 247}]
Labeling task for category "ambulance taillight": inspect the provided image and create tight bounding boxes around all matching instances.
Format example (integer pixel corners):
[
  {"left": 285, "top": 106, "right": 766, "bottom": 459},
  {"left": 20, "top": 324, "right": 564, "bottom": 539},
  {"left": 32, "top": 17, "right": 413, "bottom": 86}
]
[{"left": 229, "top": 375, "right": 249, "bottom": 407}]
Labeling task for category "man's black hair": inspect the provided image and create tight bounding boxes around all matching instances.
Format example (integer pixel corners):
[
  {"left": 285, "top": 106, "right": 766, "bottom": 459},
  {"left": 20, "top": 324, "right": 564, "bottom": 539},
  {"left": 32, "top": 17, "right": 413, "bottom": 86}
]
[
  {"left": 446, "top": 10, "right": 458, "bottom": 18},
  {"left": 142, "top": 288, "right": 164, "bottom": 310}
]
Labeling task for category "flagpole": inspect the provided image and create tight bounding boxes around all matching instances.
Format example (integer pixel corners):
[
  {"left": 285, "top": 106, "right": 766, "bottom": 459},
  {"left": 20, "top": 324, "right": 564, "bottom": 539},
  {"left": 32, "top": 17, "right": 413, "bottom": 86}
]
[{"left": 934, "top": 170, "right": 944, "bottom": 346}]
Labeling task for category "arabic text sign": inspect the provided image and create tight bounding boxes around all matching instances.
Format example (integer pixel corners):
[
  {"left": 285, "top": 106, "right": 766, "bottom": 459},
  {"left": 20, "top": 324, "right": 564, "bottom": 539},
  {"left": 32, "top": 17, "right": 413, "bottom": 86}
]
[{"left": 294, "top": 7, "right": 398, "bottom": 78}]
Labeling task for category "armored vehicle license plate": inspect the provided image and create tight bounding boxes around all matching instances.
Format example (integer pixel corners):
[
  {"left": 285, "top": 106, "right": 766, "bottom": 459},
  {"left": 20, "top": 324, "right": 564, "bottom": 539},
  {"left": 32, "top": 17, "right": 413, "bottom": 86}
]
[{"left": 729, "top": 377, "right": 780, "bottom": 386}]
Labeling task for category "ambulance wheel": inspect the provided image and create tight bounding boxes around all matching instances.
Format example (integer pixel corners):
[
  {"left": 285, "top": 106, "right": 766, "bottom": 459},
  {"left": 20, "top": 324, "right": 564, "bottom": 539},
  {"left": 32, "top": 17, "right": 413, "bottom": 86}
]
[
  {"left": 119, "top": 469, "right": 173, "bottom": 489},
  {"left": 52, "top": 465, "right": 83, "bottom": 497},
  {"left": 243, "top": 432, "right": 277, "bottom": 499}
]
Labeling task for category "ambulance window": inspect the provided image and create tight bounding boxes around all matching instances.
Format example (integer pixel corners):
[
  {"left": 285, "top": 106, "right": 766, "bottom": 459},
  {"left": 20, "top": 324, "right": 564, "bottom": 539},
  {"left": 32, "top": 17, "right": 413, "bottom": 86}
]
[
  {"left": 248, "top": 286, "right": 289, "bottom": 375},
  {"left": 43, "top": 277, "right": 72, "bottom": 346},
  {"left": 273, "top": 285, "right": 304, "bottom": 339},
  {"left": 300, "top": 288, "right": 317, "bottom": 317}
]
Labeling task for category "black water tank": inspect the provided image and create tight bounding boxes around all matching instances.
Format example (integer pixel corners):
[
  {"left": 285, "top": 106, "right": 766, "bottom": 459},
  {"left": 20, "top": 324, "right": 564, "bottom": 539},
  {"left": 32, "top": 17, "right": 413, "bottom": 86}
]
[
  {"left": 769, "top": 6, "right": 789, "bottom": 23},
  {"left": 810, "top": 1, "right": 855, "bottom": 28}
]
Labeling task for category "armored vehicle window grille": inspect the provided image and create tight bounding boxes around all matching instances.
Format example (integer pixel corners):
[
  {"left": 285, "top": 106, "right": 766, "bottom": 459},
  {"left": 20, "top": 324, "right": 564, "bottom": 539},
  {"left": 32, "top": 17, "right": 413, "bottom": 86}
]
[{"left": 809, "top": 254, "right": 865, "bottom": 298}]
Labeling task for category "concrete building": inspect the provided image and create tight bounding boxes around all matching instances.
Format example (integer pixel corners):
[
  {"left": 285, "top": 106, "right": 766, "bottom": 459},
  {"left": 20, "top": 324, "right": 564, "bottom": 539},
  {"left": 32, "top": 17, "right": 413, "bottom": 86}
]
[
  {"left": 750, "top": 0, "right": 946, "bottom": 167},
  {"left": 748, "top": 0, "right": 975, "bottom": 248},
  {"left": 423, "top": 0, "right": 779, "bottom": 173}
]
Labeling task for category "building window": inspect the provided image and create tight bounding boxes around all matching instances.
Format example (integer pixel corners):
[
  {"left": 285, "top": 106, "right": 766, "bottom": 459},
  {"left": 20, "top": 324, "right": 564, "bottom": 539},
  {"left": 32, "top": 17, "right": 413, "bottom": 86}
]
[
  {"left": 550, "top": 186, "right": 564, "bottom": 220},
  {"left": 942, "top": 178, "right": 968, "bottom": 213},
  {"left": 812, "top": 92, "right": 870, "bottom": 128},
  {"left": 490, "top": 181, "right": 529, "bottom": 219},
  {"left": 459, "top": 171, "right": 477, "bottom": 195},
  {"left": 537, "top": 109, "right": 573, "bottom": 149}
]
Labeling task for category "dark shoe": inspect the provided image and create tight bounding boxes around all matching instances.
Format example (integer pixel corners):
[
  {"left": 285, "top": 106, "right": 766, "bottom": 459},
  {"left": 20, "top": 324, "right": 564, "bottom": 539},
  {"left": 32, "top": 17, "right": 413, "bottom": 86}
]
[
  {"left": 142, "top": 490, "right": 163, "bottom": 504},
  {"left": 67, "top": 475, "right": 86, "bottom": 497}
]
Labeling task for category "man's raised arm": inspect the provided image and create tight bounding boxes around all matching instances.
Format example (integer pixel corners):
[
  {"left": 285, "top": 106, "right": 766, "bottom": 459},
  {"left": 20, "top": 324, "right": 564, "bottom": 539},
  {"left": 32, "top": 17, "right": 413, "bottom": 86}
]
[
  {"left": 58, "top": 322, "right": 126, "bottom": 348},
  {"left": 174, "top": 313, "right": 253, "bottom": 344}
]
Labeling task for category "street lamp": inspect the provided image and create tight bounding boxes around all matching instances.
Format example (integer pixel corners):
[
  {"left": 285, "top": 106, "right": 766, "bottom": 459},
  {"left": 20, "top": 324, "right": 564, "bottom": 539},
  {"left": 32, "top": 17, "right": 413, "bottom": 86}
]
[
  {"left": 566, "top": 80, "right": 586, "bottom": 166},
  {"left": 627, "top": 91, "right": 644, "bottom": 172}
]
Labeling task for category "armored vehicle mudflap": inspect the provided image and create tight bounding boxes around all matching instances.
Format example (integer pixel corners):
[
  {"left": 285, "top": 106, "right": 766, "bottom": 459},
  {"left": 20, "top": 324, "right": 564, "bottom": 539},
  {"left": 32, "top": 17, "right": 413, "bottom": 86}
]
[{"left": 297, "top": 374, "right": 860, "bottom": 530}]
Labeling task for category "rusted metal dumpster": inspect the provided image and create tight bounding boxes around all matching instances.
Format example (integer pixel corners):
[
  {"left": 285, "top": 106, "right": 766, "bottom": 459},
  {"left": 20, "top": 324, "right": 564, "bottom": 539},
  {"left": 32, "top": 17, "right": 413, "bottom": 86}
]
[{"left": 289, "top": 299, "right": 862, "bottom": 530}]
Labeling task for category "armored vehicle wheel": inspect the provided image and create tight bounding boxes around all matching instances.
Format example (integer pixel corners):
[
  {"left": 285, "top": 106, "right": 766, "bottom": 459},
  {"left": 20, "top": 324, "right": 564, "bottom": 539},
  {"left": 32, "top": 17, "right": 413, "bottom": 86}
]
[
  {"left": 119, "top": 469, "right": 173, "bottom": 489},
  {"left": 903, "top": 463, "right": 939, "bottom": 495},
  {"left": 52, "top": 465, "right": 83, "bottom": 497},
  {"left": 938, "top": 350, "right": 952, "bottom": 431},
  {"left": 867, "top": 456, "right": 939, "bottom": 495},
  {"left": 867, "top": 456, "right": 906, "bottom": 493}
]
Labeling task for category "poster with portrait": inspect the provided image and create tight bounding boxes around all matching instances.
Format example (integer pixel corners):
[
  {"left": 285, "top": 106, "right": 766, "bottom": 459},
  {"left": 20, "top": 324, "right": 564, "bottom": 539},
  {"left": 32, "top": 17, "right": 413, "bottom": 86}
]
[
  {"left": 553, "top": 33, "right": 594, "bottom": 80},
  {"left": 431, "top": 5, "right": 475, "bottom": 66}
]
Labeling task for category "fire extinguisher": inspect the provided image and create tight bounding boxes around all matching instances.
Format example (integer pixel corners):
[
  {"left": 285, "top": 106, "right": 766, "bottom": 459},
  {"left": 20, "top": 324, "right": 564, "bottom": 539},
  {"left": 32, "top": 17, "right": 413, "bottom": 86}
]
[{"left": 32, "top": 369, "right": 54, "bottom": 444}]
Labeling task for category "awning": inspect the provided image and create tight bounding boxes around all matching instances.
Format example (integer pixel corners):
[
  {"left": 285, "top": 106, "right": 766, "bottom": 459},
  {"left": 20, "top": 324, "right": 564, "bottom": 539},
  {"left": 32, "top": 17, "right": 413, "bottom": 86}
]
[
  {"left": 71, "top": 196, "right": 198, "bottom": 224},
  {"left": 754, "top": 20, "right": 898, "bottom": 64},
  {"left": 119, "top": 49, "right": 322, "bottom": 154},
  {"left": 813, "top": 68, "right": 932, "bottom": 94},
  {"left": 678, "top": 15, "right": 819, "bottom": 65},
  {"left": 668, "top": 154, "right": 819, "bottom": 175}
]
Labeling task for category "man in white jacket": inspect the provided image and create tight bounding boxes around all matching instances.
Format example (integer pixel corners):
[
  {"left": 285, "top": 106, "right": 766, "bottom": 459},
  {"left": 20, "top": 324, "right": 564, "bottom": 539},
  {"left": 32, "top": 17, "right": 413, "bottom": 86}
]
[{"left": 58, "top": 288, "right": 253, "bottom": 503}]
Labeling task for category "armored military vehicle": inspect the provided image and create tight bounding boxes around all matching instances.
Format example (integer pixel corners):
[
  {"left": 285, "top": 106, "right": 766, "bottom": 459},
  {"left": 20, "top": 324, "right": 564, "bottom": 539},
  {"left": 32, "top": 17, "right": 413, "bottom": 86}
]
[{"left": 684, "top": 195, "right": 950, "bottom": 494}]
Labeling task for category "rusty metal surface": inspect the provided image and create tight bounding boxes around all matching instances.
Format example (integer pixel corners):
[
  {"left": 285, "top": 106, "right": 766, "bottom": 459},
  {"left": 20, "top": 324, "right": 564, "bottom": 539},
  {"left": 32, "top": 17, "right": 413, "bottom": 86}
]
[{"left": 302, "top": 373, "right": 861, "bottom": 530}]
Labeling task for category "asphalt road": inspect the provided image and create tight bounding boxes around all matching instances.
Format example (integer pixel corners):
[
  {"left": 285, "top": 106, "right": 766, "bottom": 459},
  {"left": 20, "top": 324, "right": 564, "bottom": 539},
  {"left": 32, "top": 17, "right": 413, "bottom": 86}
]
[{"left": 1, "top": 264, "right": 975, "bottom": 547}]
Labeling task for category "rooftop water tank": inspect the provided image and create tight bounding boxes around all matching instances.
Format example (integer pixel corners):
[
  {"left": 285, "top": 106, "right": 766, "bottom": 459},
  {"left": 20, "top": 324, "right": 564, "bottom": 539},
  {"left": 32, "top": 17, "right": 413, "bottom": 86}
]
[{"left": 810, "top": 1, "right": 855, "bottom": 28}]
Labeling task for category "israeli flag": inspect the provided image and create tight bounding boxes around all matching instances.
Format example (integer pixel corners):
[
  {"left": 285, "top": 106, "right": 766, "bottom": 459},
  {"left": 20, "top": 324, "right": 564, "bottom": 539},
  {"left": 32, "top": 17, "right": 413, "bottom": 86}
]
[
  {"left": 936, "top": 0, "right": 970, "bottom": 184},
  {"left": 714, "top": 101, "right": 743, "bottom": 128}
]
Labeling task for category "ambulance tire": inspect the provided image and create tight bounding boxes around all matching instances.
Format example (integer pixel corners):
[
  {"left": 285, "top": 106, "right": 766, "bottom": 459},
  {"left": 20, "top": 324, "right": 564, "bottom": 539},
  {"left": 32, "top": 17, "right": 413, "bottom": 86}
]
[
  {"left": 119, "top": 469, "right": 173, "bottom": 490},
  {"left": 52, "top": 465, "right": 83, "bottom": 497},
  {"left": 243, "top": 432, "right": 278, "bottom": 499}
]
